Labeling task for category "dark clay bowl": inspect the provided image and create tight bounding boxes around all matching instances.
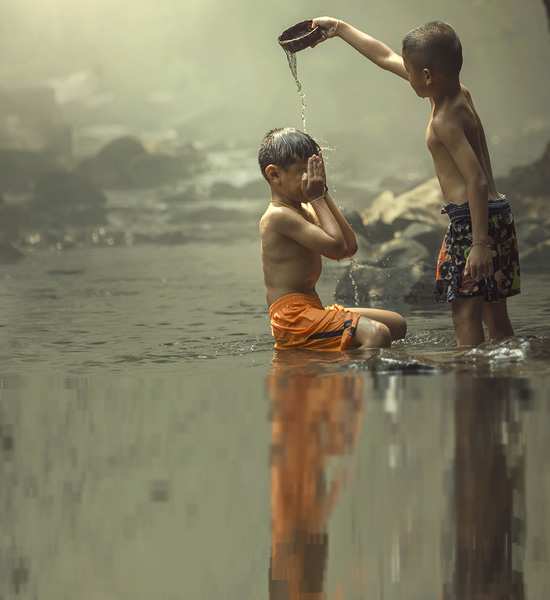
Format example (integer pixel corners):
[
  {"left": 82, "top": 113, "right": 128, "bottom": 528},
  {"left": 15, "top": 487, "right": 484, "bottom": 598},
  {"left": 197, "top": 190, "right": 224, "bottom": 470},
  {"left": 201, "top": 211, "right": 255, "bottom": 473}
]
[{"left": 278, "top": 20, "right": 325, "bottom": 53}]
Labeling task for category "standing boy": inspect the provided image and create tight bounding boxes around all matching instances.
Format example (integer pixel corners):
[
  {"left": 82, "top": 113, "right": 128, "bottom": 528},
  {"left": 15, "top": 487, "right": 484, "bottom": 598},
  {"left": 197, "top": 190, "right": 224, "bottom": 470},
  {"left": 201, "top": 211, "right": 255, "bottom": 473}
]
[
  {"left": 259, "top": 127, "right": 407, "bottom": 351},
  {"left": 311, "top": 18, "right": 520, "bottom": 346}
]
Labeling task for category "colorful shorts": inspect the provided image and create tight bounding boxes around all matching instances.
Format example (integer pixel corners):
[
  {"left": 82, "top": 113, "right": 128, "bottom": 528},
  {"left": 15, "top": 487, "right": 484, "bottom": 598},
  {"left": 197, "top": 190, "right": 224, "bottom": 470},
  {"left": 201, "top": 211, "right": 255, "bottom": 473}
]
[
  {"left": 269, "top": 293, "right": 360, "bottom": 351},
  {"left": 435, "top": 197, "right": 521, "bottom": 303}
]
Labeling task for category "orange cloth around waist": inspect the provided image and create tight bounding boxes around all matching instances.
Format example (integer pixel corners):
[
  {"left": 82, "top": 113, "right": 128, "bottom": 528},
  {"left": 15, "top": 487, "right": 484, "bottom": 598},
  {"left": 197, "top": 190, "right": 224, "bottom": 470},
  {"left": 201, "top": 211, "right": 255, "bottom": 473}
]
[{"left": 268, "top": 292, "right": 360, "bottom": 352}]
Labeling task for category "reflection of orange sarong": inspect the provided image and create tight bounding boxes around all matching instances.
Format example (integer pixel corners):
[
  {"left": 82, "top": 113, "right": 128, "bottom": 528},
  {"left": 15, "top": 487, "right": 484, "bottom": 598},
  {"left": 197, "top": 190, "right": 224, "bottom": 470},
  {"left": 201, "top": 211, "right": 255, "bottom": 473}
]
[
  {"left": 268, "top": 362, "right": 364, "bottom": 599},
  {"left": 269, "top": 293, "right": 360, "bottom": 352}
]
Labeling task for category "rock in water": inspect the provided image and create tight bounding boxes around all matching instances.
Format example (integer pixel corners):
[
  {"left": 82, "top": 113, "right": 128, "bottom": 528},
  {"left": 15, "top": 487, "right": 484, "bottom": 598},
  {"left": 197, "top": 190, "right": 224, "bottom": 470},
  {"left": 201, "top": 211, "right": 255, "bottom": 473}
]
[
  {"left": 497, "top": 142, "right": 550, "bottom": 199},
  {"left": 76, "top": 136, "right": 146, "bottom": 189},
  {"left": 398, "top": 222, "right": 444, "bottom": 257},
  {"left": 335, "top": 261, "right": 435, "bottom": 305},
  {"left": 362, "top": 178, "right": 448, "bottom": 230},
  {"left": 341, "top": 208, "right": 368, "bottom": 239},
  {"left": 0, "top": 149, "right": 56, "bottom": 193},
  {"left": 77, "top": 135, "right": 204, "bottom": 190},
  {"left": 0, "top": 241, "right": 24, "bottom": 263},
  {"left": 367, "top": 238, "right": 430, "bottom": 268},
  {"left": 521, "top": 241, "right": 550, "bottom": 272},
  {"left": 515, "top": 219, "right": 548, "bottom": 248},
  {"left": 31, "top": 170, "right": 107, "bottom": 226}
]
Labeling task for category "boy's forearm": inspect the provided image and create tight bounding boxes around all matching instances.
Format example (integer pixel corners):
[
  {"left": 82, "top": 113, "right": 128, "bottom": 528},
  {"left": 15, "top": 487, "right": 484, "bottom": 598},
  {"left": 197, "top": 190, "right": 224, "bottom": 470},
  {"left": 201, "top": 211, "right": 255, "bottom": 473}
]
[
  {"left": 467, "top": 181, "right": 490, "bottom": 243},
  {"left": 323, "top": 193, "right": 358, "bottom": 255},
  {"left": 310, "top": 197, "right": 346, "bottom": 245},
  {"left": 337, "top": 21, "right": 398, "bottom": 68}
]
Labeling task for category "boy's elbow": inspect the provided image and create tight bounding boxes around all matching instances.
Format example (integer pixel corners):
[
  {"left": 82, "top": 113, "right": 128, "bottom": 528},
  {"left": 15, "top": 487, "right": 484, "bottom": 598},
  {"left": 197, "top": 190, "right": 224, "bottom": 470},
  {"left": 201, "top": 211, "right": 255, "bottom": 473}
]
[
  {"left": 326, "top": 239, "right": 348, "bottom": 260},
  {"left": 469, "top": 175, "right": 488, "bottom": 193},
  {"left": 345, "top": 242, "right": 358, "bottom": 258}
]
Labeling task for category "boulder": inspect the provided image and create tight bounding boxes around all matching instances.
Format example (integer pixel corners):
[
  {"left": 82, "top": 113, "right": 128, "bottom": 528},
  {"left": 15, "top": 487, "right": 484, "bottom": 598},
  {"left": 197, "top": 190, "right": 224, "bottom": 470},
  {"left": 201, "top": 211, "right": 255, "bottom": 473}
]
[
  {"left": 0, "top": 203, "right": 30, "bottom": 241},
  {"left": 335, "top": 261, "right": 435, "bottom": 305},
  {"left": 76, "top": 136, "right": 146, "bottom": 189},
  {"left": 129, "top": 153, "right": 187, "bottom": 188},
  {"left": 362, "top": 178, "right": 448, "bottom": 230},
  {"left": 0, "top": 241, "right": 24, "bottom": 263},
  {"left": 397, "top": 222, "right": 445, "bottom": 256},
  {"left": 30, "top": 170, "right": 107, "bottom": 226},
  {"left": 515, "top": 219, "right": 549, "bottom": 247},
  {"left": 0, "top": 149, "right": 56, "bottom": 193},
  {"left": 76, "top": 136, "right": 203, "bottom": 189},
  {"left": 342, "top": 209, "right": 368, "bottom": 240},
  {"left": 366, "top": 238, "right": 430, "bottom": 268},
  {"left": 496, "top": 142, "right": 550, "bottom": 199},
  {"left": 378, "top": 173, "right": 425, "bottom": 196},
  {"left": 511, "top": 196, "right": 550, "bottom": 222},
  {"left": 520, "top": 240, "right": 550, "bottom": 272}
]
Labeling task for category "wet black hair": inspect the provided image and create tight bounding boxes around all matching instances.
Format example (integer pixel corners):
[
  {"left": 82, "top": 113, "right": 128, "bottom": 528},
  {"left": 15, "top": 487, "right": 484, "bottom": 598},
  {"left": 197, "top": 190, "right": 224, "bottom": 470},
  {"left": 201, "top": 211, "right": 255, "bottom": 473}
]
[
  {"left": 258, "top": 128, "right": 320, "bottom": 180},
  {"left": 402, "top": 21, "right": 463, "bottom": 77}
]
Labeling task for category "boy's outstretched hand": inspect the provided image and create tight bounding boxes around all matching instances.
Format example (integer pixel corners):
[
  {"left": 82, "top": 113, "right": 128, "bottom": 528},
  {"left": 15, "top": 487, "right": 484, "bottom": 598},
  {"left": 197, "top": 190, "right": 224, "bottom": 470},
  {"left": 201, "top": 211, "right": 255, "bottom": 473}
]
[
  {"left": 311, "top": 17, "right": 340, "bottom": 45},
  {"left": 301, "top": 155, "right": 327, "bottom": 201}
]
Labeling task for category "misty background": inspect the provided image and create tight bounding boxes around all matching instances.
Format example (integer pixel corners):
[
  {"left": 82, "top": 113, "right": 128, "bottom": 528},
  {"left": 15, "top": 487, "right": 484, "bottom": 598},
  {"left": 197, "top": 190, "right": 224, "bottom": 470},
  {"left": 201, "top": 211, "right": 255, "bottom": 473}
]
[{"left": 1, "top": 0, "right": 549, "bottom": 183}]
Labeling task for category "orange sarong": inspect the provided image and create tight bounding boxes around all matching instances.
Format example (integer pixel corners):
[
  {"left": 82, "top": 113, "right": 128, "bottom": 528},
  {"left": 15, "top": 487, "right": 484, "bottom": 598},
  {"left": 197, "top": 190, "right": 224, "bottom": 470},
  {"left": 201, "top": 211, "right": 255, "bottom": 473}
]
[{"left": 268, "top": 293, "right": 360, "bottom": 352}]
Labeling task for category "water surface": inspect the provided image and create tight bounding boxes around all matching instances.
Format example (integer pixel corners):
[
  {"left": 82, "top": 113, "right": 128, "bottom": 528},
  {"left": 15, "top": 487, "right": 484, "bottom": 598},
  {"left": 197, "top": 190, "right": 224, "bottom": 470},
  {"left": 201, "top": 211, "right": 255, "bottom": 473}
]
[{"left": 1, "top": 210, "right": 549, "bottom": 598}]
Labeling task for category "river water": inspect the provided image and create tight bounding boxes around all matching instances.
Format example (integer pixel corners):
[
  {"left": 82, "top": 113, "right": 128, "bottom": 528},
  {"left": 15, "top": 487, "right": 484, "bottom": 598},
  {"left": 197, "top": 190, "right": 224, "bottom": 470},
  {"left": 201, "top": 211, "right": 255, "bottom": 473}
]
[{"left": 1, "top": 187, "right": 549, "bottom": 598}]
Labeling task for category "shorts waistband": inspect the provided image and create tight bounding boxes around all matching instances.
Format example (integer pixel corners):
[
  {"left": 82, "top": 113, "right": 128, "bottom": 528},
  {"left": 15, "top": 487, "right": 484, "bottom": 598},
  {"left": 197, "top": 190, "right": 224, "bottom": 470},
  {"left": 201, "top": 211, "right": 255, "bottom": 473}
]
[
  {"left": 441, "top": 195, "right": 511, "bottom": 224},
  {"left": 268, "top": 292, "right": 321, "bottom": 317}
]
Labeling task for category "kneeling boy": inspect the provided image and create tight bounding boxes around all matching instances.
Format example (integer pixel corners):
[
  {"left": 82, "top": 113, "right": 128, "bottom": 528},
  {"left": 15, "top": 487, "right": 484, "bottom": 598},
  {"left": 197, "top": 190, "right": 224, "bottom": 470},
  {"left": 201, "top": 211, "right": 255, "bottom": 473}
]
[{"left": 259, "top": 128, "right": 407, "bottom": 351}]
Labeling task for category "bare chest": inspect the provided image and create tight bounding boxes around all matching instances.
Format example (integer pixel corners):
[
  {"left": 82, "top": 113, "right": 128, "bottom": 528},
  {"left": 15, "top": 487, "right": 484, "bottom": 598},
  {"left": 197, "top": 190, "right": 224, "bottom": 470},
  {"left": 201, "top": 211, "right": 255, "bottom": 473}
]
[{"left": 425, "top": 120, "right": 442, "bottom": 156}]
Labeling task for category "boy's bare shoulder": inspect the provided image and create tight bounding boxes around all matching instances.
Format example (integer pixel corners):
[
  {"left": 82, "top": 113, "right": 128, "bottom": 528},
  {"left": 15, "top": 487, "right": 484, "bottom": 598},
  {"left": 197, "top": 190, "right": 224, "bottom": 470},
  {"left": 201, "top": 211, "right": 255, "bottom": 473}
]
[
  {"left": 261, "top": 203, "right": 314, "bottom": 223},
  {"left": 432, "top": 94, "right": 476, "bottom": 138},
  {"left": 259, "top": 204, "right": 297, "bottom": 235}
]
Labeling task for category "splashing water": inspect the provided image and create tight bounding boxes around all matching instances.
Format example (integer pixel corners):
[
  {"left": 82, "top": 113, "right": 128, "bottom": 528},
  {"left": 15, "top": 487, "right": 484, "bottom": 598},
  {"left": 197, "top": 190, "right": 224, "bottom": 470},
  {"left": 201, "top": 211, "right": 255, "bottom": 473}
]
[
  {"left": 348, "top": 258, "right": 361, "bottom": 307},
  {"left": 284, "top": 49, "right": 307, "bottom": 132}
]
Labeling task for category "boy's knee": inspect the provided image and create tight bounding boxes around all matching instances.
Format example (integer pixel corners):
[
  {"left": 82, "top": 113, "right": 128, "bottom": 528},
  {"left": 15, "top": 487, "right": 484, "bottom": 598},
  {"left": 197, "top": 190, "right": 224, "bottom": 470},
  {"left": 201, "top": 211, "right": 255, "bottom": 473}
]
[
  {"left": 370, "top": 322, "right": 392, "bottom": 349},
  {"left": 394, "top": 315, "right": 407, "bottom": 340},
  {"left": 354, "top": 320, "right": 392, "bottom": 349},
  {"left": 452, "top": 298, "right": 483, "bottom": 325}
]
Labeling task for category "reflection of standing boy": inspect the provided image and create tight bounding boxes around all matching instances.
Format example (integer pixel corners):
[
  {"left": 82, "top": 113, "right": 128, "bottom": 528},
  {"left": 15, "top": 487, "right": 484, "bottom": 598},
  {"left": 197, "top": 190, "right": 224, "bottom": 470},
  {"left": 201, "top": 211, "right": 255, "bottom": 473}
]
[{"left": 312, "top": 18, "right": 521, "bottom": 347}]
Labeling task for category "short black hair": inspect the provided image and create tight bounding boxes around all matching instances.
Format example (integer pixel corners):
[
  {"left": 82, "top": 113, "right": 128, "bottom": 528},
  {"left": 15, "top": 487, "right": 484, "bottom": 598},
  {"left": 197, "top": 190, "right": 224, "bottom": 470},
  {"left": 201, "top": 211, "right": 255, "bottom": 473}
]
[
  {"left": 402, "top": 21, "right": 463, "bottom": 77},
  {"left": 258, "top": 128, "right": 320, "bottom": 180}
]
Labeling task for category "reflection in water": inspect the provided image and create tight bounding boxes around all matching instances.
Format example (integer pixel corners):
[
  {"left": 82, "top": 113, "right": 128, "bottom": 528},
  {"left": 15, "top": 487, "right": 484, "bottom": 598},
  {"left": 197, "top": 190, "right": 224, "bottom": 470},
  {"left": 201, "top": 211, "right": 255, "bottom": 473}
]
[
  {"left": 447, "top": 376, "right": 530, "bottom": 600},
  {"left": 266, "top": 352, "right": 365, "bottom": 599}
]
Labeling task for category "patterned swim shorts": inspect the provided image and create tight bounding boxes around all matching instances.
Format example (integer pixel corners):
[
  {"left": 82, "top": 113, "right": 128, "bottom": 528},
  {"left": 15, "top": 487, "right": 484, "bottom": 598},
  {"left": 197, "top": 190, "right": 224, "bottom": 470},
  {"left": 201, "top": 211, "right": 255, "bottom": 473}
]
[{"left": 435, "top": 197, "right": 521, "bottom": 303}]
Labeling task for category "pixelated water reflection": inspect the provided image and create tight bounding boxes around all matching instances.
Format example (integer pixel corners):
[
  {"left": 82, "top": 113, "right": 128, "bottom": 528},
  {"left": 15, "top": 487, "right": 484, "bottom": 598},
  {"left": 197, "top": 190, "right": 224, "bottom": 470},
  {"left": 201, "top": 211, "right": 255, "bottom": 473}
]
[{"left": 265, "top": 351, "right": 540, "bottom": 600}]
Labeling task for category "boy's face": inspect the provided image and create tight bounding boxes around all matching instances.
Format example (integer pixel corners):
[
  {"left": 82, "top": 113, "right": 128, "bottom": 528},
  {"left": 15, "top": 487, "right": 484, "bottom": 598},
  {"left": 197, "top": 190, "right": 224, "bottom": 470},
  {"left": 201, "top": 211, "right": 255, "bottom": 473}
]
[{"left": 266, "top": 158, "right": 310, "bottom": 203}]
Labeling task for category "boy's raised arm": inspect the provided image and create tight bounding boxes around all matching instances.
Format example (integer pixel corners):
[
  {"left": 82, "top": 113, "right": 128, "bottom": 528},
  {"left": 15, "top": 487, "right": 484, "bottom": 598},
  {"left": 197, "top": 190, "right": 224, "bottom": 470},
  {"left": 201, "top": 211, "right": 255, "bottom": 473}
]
[
  {"left": 270, "top": 155, "right": 348, "bottom": 260},
  {"left": 322, "top": 192, "right": 358, "bottom": 258},
  {"left": 270, "top": 207, "right": 347, "bottom": 260},
  {"left": 312, "top": 17, "right": 409, "bottom": 80},
  {"left": 308, "top": 155, "right": 357, "bottom": 258}
]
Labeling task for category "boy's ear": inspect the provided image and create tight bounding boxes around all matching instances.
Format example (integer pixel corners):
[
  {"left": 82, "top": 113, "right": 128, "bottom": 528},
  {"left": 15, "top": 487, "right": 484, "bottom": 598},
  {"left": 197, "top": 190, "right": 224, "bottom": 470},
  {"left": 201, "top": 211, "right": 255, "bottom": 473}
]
[
  {"left": 264, "top": 164, "right": 280, "bottom": 184},
  {"left": 423, "top": 67, "right": 432, "bottom": 85}
]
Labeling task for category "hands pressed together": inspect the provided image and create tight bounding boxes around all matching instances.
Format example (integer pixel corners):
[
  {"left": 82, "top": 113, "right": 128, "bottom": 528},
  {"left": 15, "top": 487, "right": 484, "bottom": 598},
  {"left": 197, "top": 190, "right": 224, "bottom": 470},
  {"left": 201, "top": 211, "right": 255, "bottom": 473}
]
[{"left": 301, "top": 154, "right": 327, "bottom": 202}]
